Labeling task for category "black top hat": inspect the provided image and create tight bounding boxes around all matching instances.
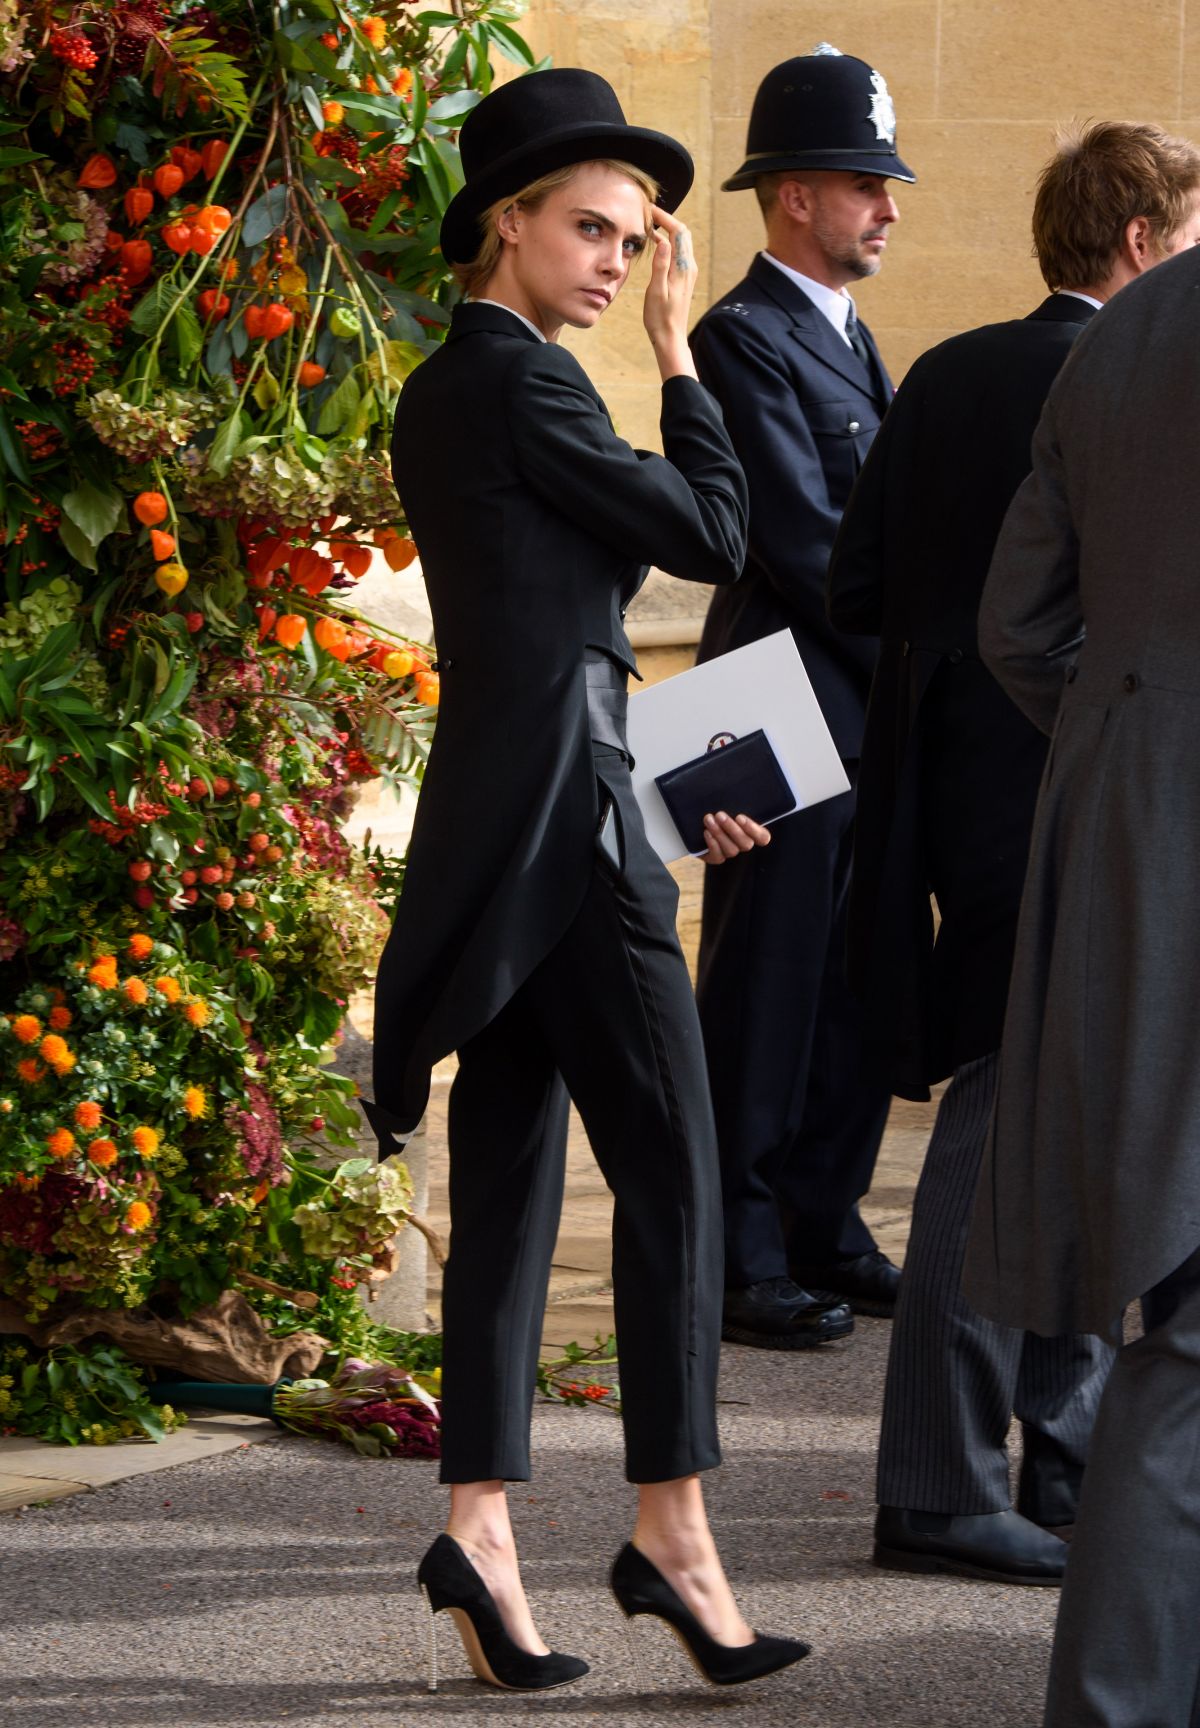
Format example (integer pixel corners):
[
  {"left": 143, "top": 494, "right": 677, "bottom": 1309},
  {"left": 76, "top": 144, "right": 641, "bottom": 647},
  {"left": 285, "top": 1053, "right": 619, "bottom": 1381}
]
[
  {"left": 722, "top": 46, "right": 915, "bottom": 190},
  {"left": 440, "top": 68, "right": 694, "bottom": 265}
]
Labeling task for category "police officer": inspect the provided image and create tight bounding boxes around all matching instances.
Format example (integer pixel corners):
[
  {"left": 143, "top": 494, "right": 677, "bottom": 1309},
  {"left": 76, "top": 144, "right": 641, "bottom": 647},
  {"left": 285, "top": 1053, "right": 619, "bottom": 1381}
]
[{"left": 693, "top": 49, "right": 914, "bottom": 1347}]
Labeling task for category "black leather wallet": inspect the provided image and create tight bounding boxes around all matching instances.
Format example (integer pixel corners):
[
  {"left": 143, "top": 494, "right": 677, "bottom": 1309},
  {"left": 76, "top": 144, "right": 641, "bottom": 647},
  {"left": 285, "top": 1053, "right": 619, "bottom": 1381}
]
[{"left": 654, "top": 729, "right": 795, "bottom": 855}]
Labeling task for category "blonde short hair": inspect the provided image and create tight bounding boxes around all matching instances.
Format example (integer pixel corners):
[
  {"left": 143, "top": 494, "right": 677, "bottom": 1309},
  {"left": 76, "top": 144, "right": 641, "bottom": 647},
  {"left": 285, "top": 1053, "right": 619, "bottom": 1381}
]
[
  {"left": 1033, "top": 121, "right": 1200, "bottom": 290},
  {"left": 452, "top": 158, "right": 659, "bottom": 298}
]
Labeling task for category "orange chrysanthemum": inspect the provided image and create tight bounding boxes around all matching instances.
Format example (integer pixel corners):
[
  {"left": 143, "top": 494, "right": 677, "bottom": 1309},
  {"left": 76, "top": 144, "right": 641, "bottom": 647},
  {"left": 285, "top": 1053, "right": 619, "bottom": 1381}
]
[
  {"left": 16, "top": 1058, "right": 46, "bottom": 1085},
  {"left": 88, "top": 956, "right": 118, "bottom": 989},
  {"left": 153, "top": 976, "right": 182, "bottom": 1003},
  {"left": 131, "top": 1125, "right": 159, "bottom": 1158},
  {"left": 182, "top": 1085, "right": 208, "bottom": 1120},
  {"left": 125, "top": 1200, "right": 152, "bottom": 1231},
  {"left": 123, "top": 977, "right": 149, "bottom": 1005},
  {"left": 183, "top": 998, "right": 211, "bottom": 1028},
  {"left": 128, "top": 933, "right": 154, "bottom": 961},
  {"left": 74, "top": 1100, "right": 103, "bottom": 1131},
  {"left": 11, "top": 1015, "right": 41, "bottom": 1045},
  {"left": 89, "top": 1138, "right": 119, "bottom": 1168},
  {"left": 47, "top": 1127, "right": 76, "bottom": 1159},
  {"left": 48, "top": 1006, "right": 72, "bottom": 1031}
]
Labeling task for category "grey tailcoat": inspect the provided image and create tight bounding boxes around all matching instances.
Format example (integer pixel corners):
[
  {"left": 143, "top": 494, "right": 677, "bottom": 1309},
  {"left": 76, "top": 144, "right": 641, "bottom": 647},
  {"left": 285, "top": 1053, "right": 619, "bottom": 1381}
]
[{"left": 964, "top": 246, "right": 1200, "bottom": 1338}]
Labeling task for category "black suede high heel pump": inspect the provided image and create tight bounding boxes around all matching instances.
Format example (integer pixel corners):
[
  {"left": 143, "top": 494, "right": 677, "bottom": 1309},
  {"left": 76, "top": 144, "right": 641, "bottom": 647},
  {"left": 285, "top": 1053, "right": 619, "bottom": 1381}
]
[
  {"left": 416, "top": 1534, "right": 590, "bottom": 1693},
  {"left": 610, "top": 1542, "right": 810, "bottom": 1687}
]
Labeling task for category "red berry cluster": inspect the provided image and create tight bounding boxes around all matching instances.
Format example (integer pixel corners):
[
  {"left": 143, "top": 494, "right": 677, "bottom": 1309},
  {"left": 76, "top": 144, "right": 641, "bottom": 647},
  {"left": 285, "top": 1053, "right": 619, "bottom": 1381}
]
[
  {"left": 50, "top": 338, "right": 96, "bottom": 398},
  {"left": 29, "top": 495, "right": 61, "bottom": 535},
  {"left": 49, "top": 28, "right": 98, "bottom": 68},
  {"left": 16, "top": 422, "right": 62, "bottom": 461}
]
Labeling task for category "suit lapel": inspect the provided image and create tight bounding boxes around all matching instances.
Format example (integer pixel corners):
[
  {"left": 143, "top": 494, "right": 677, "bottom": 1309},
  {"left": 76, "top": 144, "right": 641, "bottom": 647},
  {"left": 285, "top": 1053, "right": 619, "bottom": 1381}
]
[{"left": 748, "top": 254, "right": 886, "bottom": 401}]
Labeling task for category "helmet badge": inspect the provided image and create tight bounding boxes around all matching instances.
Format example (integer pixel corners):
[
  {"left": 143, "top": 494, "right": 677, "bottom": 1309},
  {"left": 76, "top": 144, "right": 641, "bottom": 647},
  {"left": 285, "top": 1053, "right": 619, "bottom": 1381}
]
[{"left": 868, "top": 69, "right": 897, "bottom": 143}]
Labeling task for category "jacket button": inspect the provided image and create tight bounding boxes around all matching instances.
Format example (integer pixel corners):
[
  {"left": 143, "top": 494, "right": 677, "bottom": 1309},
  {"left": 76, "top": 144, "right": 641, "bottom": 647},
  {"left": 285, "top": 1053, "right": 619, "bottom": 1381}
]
[
  {"left": 1065, "top": 665, "right": 1078, "bottom": 684},
  {"left": 432, "top": 658, "right": 452, "bottom": 672},
  {"left": 1123, "top": 672, "right": 1139, "bottom": 692},
  {"left": 900, "top": 640, "right": 910, "bottom": 656},
  {"left": 948, "top": 648, "right": 963, "bottom": 665},
  {"left": 619, "top": 608, "right": 627, "bottom": 620},
  {"left": 847, "top": 419, "right": 861, "bottom": 434}
]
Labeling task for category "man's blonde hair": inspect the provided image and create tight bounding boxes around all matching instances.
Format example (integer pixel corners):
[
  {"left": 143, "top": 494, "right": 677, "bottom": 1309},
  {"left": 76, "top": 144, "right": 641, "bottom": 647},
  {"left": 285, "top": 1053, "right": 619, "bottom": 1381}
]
[
  {"left": 452, "top": 158, "right": 659, "bottom": 298},
  {"left": 1033, "top": 121, "right": 1200, "bottom": 290}
]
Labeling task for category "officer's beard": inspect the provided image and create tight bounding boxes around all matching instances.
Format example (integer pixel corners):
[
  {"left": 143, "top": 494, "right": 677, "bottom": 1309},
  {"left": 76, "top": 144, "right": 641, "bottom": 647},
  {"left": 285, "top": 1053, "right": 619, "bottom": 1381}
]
[{"left": 812, "top": 211, "right": 887, "bottom": 280}]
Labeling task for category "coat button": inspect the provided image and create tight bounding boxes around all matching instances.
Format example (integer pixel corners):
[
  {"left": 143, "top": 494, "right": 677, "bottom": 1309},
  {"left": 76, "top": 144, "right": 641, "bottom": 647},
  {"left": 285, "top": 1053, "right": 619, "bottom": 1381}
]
[
  {"left": 847, "top": 419, "right": 861, "bottom": 434},
  {"left": 619, "top": 608, "right": 627, "bottom": 620},
  {"left": 1065, "top": 665, "right": 1078, "bottom": 684},
  {"left": 948, "top": 648, "right": 963, "bottom": 665},
  {"left": 432, "top": 658, "right": 452, "bottom": 672},
  {"left": 900, "top": 640, "right": 910, "bottom": 656},
  {"left": 1123, "top": 672, "right": 1139, "bottom": 692}
]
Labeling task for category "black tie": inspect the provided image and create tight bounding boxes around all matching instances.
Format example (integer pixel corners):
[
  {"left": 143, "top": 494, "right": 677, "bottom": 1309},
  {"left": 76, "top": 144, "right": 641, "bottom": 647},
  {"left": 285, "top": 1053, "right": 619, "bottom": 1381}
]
[{"left": 845, "top": 302, "right": 872, "bottom": 371}]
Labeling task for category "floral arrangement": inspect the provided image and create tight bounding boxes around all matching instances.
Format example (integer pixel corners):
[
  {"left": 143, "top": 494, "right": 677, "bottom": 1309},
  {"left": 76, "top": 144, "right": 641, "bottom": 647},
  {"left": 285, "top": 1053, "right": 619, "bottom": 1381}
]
[
  {"left": 0, "top": 0, "right": 539, "bottom": 1439},
  {"left": 273, "top": 1354, "right": 441, "bottom": 1457}
]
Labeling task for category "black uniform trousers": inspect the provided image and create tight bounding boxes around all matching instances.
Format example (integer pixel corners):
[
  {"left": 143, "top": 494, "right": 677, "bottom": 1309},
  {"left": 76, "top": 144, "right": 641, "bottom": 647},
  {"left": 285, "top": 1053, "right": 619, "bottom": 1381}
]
[
  {"left": 877, "top": 1053, "right": 1113, "bottom": 1516},
  {"left": 696, "top": 764, "right": 891, "bottom": 1288},
  {"left": 439, "top": 748, "right": 724, "bottom": 1486}
]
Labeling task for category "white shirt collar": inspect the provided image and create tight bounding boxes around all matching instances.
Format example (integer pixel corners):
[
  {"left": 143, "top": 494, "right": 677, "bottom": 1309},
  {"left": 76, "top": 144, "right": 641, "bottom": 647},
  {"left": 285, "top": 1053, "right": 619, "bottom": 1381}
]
[
  {"left": 473, "top": 298, "right": 547, "bottom": 342},
  {"left": 1056, "top": 289, "right": 1104, "bottom": 311},
  {"left": 760, "top": 251, "right": 855, "bottom": 346}
]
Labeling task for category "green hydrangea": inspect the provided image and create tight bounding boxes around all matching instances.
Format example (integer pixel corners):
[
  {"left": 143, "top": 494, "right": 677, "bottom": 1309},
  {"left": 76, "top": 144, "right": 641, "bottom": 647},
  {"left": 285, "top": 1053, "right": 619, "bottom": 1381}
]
[{"left": 0, "top": 577, "right": 81, "bottom": 656}]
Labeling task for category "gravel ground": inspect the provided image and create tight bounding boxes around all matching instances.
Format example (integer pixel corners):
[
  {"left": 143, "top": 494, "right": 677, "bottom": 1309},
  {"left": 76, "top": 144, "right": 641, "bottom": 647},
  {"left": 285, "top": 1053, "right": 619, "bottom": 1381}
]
[{"left": 0, "top": 1320, "right": 1053, "bottom": 1728}]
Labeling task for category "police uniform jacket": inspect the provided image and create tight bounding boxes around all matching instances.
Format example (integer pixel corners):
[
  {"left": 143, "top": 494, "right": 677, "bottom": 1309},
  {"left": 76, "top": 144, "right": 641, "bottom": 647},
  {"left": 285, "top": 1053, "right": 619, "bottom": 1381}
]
[
  {"left": 371, "top": 301, "right": 748, "bottom": 1133},
  {"left": 691, "top": 252, "right": 891, "bottom": 755},
  {"left": 827, "top": 294, "right": 1095, "bottom": 1099}
]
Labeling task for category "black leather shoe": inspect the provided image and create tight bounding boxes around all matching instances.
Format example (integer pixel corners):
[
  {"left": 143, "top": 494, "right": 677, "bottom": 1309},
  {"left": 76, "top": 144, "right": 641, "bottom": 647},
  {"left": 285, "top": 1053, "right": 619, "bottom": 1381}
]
[
  {"left": 791, "top": 1250, "right": 902, "bottom": 1317},
  {"left": 721, "top": 1277, "right": 854, "bottom": 1349},
  {"left": 872, "top": 1506, "right": 1067, "bottom": 1586}
]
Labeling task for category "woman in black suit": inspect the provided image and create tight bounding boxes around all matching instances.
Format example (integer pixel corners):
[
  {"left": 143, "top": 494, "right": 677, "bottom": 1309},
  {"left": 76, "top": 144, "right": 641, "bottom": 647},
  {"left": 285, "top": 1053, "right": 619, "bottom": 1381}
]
[{"left": 368, "top": 69, "right": 809, "bottom": 1693}]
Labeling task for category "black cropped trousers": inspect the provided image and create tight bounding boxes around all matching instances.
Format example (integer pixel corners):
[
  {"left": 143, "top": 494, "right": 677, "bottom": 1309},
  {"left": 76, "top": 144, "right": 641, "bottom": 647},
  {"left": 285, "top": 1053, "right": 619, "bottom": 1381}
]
[{"left": 438, "top": 752, "right": 724, "bottom": 1486}]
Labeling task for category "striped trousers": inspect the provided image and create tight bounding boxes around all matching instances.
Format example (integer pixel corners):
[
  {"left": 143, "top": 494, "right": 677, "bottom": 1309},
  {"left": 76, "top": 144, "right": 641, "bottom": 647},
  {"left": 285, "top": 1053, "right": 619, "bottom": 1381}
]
[{"left": 877, "top": 1052, "right": 1114, "bottom": 1517}]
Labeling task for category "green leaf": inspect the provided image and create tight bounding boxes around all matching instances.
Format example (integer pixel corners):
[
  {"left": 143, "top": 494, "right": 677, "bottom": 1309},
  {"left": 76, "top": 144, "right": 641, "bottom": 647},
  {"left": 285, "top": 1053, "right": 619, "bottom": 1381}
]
[
  {"left": 207, "top": 411, "right": 245, "bottom": 479},
  {"left": 485, "top": 17, "right": 540, "bottom": 66},
  {"left": 58, "top": 516, "right": 98, "bottom": 573},
  {"left": 62, "top": 480, "right": 124, "bottom": 551},
  {"left": 316, "top": 370, "right": 361, "bottom": 436},
  {"left": 299, "top": 84, "right": 325, "bottom": 133},
  {"left": 366, "top": 189, "right": 405, "bottom": 236},
  {"left": 0, "top": 403, "right": 30, "bottom": 484},
  {"left": 18, "top": 255, "right": 51, "bottom": 297},
  {"left": 242, "top": 184, "right": 289, "bottom": 249},
  {"left": 172, "top": 302, "right": 204, "bottom": 373},
  {"left": 129, "top": 279, "right": 174, "bottom": 337},
  {"left": 59, "top": 759, "right": 114, "bottom": 820},
  {"left": 0, "top": 147, "right": 50, "bottom": 167},
  {"left": 427, "top": 90, "right": 480, "bottom": 124}
]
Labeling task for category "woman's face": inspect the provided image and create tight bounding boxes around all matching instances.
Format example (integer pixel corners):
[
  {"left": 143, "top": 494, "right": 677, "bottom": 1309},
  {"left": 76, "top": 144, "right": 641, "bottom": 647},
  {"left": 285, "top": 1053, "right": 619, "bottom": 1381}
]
[{"left": 494, "top": 162, "right": 650, "bottom": 335}]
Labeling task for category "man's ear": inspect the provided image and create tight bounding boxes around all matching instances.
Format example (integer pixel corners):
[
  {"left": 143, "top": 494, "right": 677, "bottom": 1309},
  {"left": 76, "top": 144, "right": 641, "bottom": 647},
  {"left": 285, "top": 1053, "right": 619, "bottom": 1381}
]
[
  {"left": 776, "top": 178, "right": 816, "bottom": 225},
  {"left": 1124, "top": 214, "right": 1153, "bottom": 271}
]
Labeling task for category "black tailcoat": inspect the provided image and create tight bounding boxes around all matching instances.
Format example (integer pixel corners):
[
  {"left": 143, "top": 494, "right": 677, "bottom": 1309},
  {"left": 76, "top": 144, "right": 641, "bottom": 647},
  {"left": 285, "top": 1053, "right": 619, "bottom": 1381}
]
[
  {"left": 689, "top": 254, "right": 893, "bottom": 1282},
  {"left": 372, "top": 303, "right": 748, "bottom": 1131},
  {"left": 827, "top": 294, "right": 1095, "bottom": 1101}
]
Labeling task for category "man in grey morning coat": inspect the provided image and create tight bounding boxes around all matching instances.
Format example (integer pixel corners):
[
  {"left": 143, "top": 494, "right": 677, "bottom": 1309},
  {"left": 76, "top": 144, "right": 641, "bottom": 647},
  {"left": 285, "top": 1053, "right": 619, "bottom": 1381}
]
[{"left": 964, "top": 239, "right": 1200, "bottom": 1725}]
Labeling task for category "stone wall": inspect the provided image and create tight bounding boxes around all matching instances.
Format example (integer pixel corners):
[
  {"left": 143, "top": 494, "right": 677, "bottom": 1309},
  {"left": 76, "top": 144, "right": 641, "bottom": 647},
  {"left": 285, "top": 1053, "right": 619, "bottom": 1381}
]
[{"left": 515, "top": 0, "right": 1200, "bottom": 447}]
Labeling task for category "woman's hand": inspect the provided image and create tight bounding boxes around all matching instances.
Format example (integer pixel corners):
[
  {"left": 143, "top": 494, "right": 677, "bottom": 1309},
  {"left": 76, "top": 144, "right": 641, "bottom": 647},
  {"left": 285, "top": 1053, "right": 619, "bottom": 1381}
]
[
  {"left": 643, "top": 203, "right": 699, "bottom": 384},
  {"left": 700, "top": 811, "right": 772, "bottom": 866}
]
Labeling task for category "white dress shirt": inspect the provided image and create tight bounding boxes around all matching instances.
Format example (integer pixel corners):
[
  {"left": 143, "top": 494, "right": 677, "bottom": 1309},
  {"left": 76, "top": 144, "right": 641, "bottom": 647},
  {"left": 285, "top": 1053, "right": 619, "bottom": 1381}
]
[
  {"left": 1056, "top": 290, "right": 1104, "bottom": 311},
  {"left": 760, "top": 251, "right": 856, "bottom": 347},
  {"left": 474, "top": 298, "right": 547, "bottom": 341}
]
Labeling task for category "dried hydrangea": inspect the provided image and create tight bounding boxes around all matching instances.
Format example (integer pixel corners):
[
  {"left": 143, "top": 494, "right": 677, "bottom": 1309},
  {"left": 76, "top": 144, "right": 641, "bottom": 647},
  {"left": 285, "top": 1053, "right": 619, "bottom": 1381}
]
[
  {"left": 0, "top": 0, "right": 32, "bottom": 72},
  {"left": 82, "top": 387, "right": 226, "bottom": 460},
  {"left": 41, "top": 191, "right": 108, "bottom": 286},
  {"left": 181, "top": 448, "right": 338, "bottom": 531},
  {"left": 326, "top": 451, "right": 402, "bottom": 533}
]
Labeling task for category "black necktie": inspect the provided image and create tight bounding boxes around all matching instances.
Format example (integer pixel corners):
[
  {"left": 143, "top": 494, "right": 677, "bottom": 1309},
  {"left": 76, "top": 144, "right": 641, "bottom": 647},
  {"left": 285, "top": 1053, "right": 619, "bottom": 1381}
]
[{"left": 845, "top": 302, "right": 872, "bottom": 371}]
